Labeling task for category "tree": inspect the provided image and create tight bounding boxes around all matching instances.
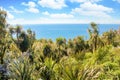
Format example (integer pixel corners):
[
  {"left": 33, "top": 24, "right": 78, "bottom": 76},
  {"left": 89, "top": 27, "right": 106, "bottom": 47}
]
[
  {"left": 0, "top": 9, "right": 11, "bottom": 80},
  {"left": 73, "top": 36, "right": 85, "bottom": 53},
  {"left": 102, "top": 29, "right": 116, "bottom": 46},
  {"left": 43, "top": 44, "right": 52, "bottom": 57},
  {"left": 27, "top": 29, "right": 35, "bottom": 50},
  {"left": 88, "top": 22, "right": 99, "bottom": 52},
  {"left": 15, "top": 25, "right": 22, "bottom": 48},
  {"left": 9, "top": 26, "right": 15, "bottom": 35},
  {"left": 9, "top": 26, "right": 35, "bottom": 52},
  {"left": 19, "top": 31, "right": 30, "bottom": 52},
  {"left": 67, "top": 39, "right": 74, "bottom": 54},
  {"left": 0, "top": 9, "right": 7, "bottom": 64},
  {"left": 56, "top": 37, "right": 67, "bottom": 58},
  {"left": 0, "top": 9, "right": 6, "bottom": 27}
]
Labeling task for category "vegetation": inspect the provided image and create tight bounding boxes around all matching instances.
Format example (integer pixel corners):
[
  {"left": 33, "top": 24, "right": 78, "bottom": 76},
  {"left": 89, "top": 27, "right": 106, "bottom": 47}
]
[{"left": 0, "top": 9, "right": 120, "bottom": 80}]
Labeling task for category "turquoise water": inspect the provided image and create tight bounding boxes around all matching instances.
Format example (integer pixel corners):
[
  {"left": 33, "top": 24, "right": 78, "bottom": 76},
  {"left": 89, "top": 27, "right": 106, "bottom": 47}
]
[{"left": 23, "top": 24, "right": 120, "bottom": 40}]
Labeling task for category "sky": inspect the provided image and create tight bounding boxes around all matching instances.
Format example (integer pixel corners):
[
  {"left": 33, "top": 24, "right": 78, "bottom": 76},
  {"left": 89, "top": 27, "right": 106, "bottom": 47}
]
[{"left": 0, "top": 0, "right": 120, "bottom": 24}]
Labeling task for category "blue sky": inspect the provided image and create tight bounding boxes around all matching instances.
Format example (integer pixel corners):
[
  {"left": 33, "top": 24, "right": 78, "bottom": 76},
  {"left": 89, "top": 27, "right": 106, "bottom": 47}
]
[{"left": 0, "top": 0, "right": 120, "bottom": 24}]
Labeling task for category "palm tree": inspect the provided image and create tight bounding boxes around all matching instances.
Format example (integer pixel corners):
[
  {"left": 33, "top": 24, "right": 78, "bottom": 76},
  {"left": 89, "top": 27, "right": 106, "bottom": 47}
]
[
  {"left": 9, "top": 26, "right": 16, "bottom": 42},
  {"left": 43, "top": 44, "right": 52, "bottom": 57},
  {"left": 19, "top": 31, "right": 29, "bottom": 52},
  {"left": 27, "top": 29, "right": 35, "bottom": 49},
  {"left": 88, "top": 22, "right": 99, "bottom": 52},
  {"left": 9, "top": 26, "right": 15, "bottom": 35},
  {"left": 15, "top": 25, "right": 22, "bottom": 48},
  {"left": 0, "top": 9, "right": 7, "bottom": 64},
  {"left": 56, "top": 37, "right": 66, "bottom": 47},
  {"left": 0, "top": 9, "right": 7, "bottom": 27},
  {"left": 73, "top": 36, "right": 85, "bottom": 53},
  {"left": 56, "top": 37, "right": 66, "bottom": 59},
  {"left": 102, "top": 29, "right": 116, "bottom": 46},
  {"left": 67, "top": 39, "right": 74, "bottom": 54},
  {"left": 15, "top": 25, "right": 22, "bottom": 39},
  {"left": 0, "top": 9, "right": 10, "bottom": 80}
]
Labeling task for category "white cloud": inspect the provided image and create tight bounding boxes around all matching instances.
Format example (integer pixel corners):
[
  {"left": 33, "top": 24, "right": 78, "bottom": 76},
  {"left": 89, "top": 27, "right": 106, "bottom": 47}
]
[
  {"left": 7, "top": 11, "right": 14, "bottom": 19},
  {"left": 7, "top": 18, "right": 85, "bottom": 24},
  {"left": 72, "top": 2, "right": 113, "bottom": 18},
  {"left": 38, "top": 0, "right": 67, "bottom": 9},
  {"left": 42, "top": 11, "right": 74, "bottom": 18},
  {"left": 22, "top": 1, "right": 36, "bottom": 7},
  {"left": 50, "top": 13, "right": 74, "bottom": 18},
  {"left": 113, "top": 0, "right": 120, "bottom": 3},
  {"left": 7, "top": 17, "right": 120, "bottom": 24},
  {"left": 0, "top": 6, "right": 3, "bottom": 10},
  {"left": 0, "top": 6, "right": 14, "bottom": 19},
  {"left": 26, "top": 7, "right": 39, "bottom": 13},
  {"left": 22, "top": 1, "right": 39, "bottom": 13},
  {"left": 42, "top": 11, "right": 50, "bottom": 15},
  {"left": 7, "top": 18, "right": 24, "bottom": 24},
  {"left": 70, "top": 0, "right": 101, "bottom": 3},
  {"left": 80, "top": 2, "right": 113, "bottom": 12},
  {"left": 9, "top": 6, "right": 23, "bottom": 13}
]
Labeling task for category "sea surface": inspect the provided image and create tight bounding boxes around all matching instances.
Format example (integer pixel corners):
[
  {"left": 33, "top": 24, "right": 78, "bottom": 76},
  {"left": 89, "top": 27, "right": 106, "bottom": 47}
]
[{"left": 23, "top": 24, "right": 120, "bottom": 41}]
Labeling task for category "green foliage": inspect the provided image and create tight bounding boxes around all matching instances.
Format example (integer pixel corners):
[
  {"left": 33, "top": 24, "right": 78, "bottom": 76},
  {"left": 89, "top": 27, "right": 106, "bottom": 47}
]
[
  {"left": 1, "top": 10, "right": 120, "bottom": 79},
  {"left": 43, "top": 44, "right": 52, "bottom": 57},
  {"left": 8, "top": 25, "right": 35, "bottom": 52},
  {"left": 8, "top": 56, "right": 35, "bottom": 80},
  {"left": 2, "top": 23, "right": 120, "bottom": 80},
  {"left": 39, "top": 57, "right": 57, "bottom": 80},
  {"left": 0, "top": 9, "right": 7, "bottom": 64},
  {"left": 8, "top": 56, "right": 36, "bottom": 80},
  {"left": 95, "top": 46, "right": 111, "bottom": 63},
  {"left": 88, "top": 22, "right": 100, "bottom": 52},
  {"left": 73, "top": 36, "right": 85, "bottom": 53},
  {"left": 56, "top": 37, "right": 66, "bottom": 47},
  {"left": 59, "top": 57, "right": 80, "bottom": 80}
]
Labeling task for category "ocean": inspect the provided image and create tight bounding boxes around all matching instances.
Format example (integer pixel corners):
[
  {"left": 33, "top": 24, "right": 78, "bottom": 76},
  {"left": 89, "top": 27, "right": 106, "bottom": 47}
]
[{"left": 23, "top": 24, "right": 120, "bottom": 40}]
